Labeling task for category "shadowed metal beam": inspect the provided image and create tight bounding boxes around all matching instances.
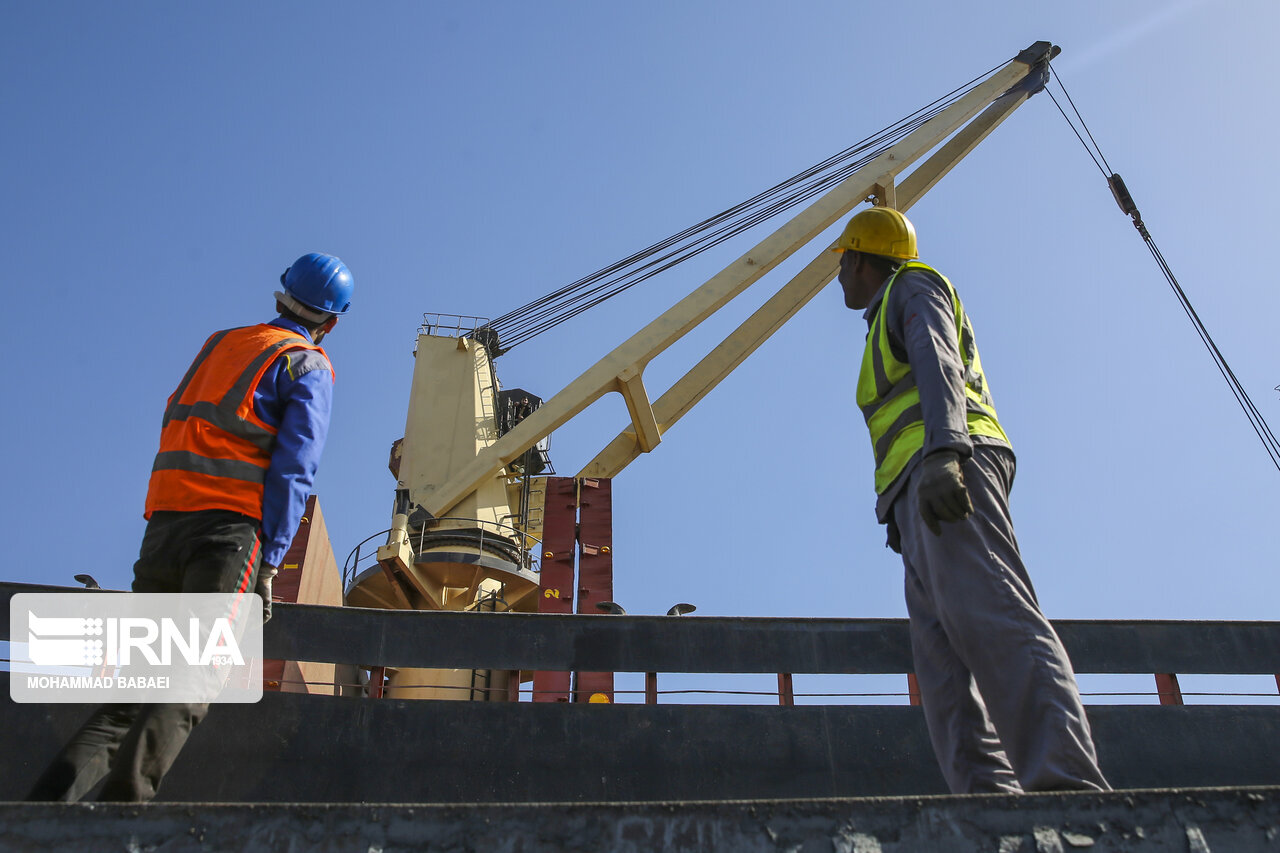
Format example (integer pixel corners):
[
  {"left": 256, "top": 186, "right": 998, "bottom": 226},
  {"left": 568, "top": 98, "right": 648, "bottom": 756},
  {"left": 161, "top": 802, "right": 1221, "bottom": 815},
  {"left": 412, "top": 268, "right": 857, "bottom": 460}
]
[{"left": 4, "top": 582, "right": 1278, "bottom": 676}]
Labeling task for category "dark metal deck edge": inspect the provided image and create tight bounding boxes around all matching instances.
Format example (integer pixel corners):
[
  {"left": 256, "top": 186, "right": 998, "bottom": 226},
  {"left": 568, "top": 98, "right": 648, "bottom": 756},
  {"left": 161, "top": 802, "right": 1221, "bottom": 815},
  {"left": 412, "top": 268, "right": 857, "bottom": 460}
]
[
  {"left": 6, "top": 697, "right": 1280, "bottom": 803},
  {"left": 2, "top": 786, "right": 1278, "bottom": 852}
]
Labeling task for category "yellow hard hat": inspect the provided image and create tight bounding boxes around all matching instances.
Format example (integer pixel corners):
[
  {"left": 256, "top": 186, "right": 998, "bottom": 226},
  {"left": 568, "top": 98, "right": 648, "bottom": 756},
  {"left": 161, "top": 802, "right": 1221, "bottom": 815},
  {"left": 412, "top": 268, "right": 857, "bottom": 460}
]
[{"left": 831, "top": 207, "right": 918, "bottom": 260}]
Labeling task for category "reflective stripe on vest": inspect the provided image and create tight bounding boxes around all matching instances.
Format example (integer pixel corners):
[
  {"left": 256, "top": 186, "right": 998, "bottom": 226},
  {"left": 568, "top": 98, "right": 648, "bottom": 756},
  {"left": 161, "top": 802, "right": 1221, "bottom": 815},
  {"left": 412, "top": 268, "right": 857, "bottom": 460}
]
[
  {"left": 150, "top": 451, "right": 269, "bottom": 484},
  {"left": 856, "top": 261, "right": 1009, "bottom": 494},
  {"left": 144, "top": 324, "right": 330, "bottom": 519}
]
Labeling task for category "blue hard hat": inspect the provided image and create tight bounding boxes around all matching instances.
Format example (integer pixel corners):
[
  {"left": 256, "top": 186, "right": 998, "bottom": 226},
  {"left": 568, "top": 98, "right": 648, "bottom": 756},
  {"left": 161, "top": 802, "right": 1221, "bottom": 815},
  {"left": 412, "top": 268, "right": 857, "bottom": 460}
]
[{"left": 280, "top": 253, "right": 354, "bottom": 315}]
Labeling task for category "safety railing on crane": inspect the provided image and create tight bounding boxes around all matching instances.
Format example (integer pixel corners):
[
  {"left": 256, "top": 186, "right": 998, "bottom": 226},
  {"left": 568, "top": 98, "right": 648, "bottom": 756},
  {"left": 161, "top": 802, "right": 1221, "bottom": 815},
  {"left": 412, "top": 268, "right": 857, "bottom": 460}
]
[
  {"left": 417, "top": 313, "right": 491, "bottom": 339},
  {"left": 342, "top": 516, "right": 543, "bottom": 593}
]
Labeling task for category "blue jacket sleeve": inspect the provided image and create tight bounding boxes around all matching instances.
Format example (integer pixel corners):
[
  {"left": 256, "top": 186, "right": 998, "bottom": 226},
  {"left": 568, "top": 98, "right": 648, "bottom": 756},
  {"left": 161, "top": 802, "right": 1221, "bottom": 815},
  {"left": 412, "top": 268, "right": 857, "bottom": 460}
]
[{"left": 259, "top": 360, "right": 333, "bottom": 567}]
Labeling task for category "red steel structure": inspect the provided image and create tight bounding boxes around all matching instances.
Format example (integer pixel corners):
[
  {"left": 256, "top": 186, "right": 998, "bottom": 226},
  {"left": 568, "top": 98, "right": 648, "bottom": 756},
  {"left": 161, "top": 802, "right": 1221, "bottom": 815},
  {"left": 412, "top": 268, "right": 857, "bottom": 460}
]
[{"left": 533, "top": 477, "right": 615, "bottom": 703}]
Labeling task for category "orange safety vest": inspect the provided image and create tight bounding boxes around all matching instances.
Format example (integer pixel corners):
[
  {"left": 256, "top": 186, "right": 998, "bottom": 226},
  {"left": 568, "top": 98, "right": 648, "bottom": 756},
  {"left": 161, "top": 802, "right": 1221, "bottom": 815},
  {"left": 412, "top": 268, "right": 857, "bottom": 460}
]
[{"left": 144, "top": 324, "right": 332, "bottom": 520}]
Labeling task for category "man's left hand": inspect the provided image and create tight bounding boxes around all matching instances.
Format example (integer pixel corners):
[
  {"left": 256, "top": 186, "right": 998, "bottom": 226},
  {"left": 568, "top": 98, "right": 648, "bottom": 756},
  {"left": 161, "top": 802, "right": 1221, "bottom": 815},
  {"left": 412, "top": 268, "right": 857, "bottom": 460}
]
[
  {"left": 256, "top": 564, "right": 279, "bottom": 623},
  {"left": 917, "top": 450, "right": 974, "bottom": 535}
]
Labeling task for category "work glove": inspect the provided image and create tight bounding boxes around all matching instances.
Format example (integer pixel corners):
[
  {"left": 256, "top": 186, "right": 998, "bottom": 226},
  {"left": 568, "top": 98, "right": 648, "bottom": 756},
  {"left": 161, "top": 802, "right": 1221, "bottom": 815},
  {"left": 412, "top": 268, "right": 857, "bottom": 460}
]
[
  {"left": 917, "top": 450, "right": 974, "bottom": 536},
  {"left": 256, "top": 565, "right": 279, "bottom": 624}
]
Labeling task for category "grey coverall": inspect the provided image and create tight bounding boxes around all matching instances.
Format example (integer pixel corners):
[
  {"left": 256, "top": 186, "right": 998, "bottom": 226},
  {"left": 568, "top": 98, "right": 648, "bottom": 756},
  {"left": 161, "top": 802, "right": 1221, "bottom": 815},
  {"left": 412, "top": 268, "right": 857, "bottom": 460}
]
[{"left": 862, "top": 266, "right": 1110, "bottom": 794}]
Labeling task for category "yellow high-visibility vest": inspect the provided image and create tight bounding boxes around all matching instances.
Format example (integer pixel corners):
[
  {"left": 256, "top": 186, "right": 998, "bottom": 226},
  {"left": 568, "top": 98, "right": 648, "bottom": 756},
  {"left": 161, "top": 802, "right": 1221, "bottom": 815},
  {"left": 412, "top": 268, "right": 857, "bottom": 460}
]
[{"left": 856, "top": 261, "right": 1009, "bottom": 494}]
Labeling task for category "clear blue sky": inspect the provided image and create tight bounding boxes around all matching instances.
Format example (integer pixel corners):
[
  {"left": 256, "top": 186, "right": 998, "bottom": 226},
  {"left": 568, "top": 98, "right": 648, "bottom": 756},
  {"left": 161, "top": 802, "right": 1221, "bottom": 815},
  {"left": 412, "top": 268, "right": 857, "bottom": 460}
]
[{"left": 3, "top": 2, "right": 1276, "bottom": 702}]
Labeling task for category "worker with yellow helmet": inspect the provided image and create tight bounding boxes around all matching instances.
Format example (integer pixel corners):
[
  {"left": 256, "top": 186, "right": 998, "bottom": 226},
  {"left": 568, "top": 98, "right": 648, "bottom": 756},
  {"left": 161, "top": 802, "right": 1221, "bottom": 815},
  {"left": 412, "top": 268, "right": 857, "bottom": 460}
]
[{"left": 834, "top": 207, "right": 1109, "bottom": 794}]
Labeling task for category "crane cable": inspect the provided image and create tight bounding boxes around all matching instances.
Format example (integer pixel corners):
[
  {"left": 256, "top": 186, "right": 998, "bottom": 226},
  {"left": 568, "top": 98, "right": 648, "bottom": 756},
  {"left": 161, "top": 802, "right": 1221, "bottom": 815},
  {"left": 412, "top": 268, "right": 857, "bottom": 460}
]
[
  {"left": 481, "top": 59, "right": 1010, "bottom": 353},
  {"left": 1046, "top": 63, "right": 1280, "bottom": 474}
]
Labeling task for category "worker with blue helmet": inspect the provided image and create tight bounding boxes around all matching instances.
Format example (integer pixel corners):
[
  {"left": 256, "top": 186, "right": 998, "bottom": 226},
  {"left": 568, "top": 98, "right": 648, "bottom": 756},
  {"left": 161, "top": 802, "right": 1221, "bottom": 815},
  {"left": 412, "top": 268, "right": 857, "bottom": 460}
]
[
  {"left": 26, "top": 252, "right": 354, "bottom": 803},
  {"left": 277, "top": 252, "right": 354, "bottom": 330}
]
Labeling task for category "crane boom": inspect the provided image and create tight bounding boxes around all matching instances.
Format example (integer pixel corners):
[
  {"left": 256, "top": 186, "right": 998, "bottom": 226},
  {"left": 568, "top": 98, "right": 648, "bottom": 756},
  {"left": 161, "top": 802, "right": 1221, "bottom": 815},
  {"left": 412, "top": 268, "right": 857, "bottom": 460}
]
[
  {"left": 417, "top": 41, "right": 1058, "bottom": 519},
  {"left": 579, "top": 44, "right": 1057, "bottom": 479}
]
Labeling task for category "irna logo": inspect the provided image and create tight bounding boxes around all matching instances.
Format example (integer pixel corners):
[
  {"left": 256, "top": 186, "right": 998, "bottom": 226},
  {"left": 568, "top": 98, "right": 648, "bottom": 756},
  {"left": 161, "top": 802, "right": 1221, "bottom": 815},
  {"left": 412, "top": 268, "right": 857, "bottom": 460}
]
[
  {"left": 27, "top": 612, "right": 244, "bottom": 668},
  {"left": 11, "top": 592, "right": 263, "bottom": 704}
]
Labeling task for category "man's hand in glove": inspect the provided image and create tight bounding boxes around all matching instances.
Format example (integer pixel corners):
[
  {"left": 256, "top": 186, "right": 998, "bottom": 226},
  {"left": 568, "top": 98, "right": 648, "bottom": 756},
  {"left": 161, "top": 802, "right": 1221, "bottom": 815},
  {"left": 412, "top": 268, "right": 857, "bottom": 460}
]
[
  {"left": 917, "top": 450, "right": 974, "bottom": 536},
  {"left": 255, "top": 564, "right": 279, "bottom": 624}
]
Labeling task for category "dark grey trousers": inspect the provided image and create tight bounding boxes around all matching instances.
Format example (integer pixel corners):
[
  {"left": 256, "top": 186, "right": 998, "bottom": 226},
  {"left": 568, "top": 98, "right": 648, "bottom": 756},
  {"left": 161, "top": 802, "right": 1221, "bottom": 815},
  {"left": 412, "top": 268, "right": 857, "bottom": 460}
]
[
  {"left": 895, "top": 446, "right": 1110, "bottom": 794},
  {"left": 25, "top": 510, "right": 262, "bottom": 802}
]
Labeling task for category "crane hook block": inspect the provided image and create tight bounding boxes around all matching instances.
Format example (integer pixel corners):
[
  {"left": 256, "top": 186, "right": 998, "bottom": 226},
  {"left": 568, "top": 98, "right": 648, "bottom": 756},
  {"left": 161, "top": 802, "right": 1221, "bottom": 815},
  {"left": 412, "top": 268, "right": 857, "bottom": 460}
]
[{"left": 1108, "top": 173, "right": 1140, "bottom": 218}]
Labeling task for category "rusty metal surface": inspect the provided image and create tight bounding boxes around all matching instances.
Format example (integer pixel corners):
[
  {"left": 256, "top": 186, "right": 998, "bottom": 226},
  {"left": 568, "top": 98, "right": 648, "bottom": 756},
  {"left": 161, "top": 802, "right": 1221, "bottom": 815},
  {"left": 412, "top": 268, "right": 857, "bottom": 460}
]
[
  {"left": 533, "top": 476, "right": 577, "bottom": 702},
  {"left": 2, "top": 787, "right": 1278, "bottom": 852},
  {"left": 575, "top": 477, "right": 615, "bottom": 702}
]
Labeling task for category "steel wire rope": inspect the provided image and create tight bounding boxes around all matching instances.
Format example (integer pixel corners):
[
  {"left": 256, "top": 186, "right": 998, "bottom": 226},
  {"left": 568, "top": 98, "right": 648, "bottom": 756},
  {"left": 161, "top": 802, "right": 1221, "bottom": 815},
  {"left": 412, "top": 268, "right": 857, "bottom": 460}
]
[
  {"left": 483, "top": 59, "right": 1009, "bottom": 351},
  {"left": 495, "top": 145, "right": 907, "bottom": 347},
  {"left": 1046, "top": 87, "right": 1108, "bottom": 179},
  {"left": 1053, "top": 65, "right": 1115, "bottom": 176},
  {"left": 1144, "top": 238, "right": 1280, "bottom": 469},
  {"left": 489, "top": 116, "right": 927, "bottom": 347},
  {"left": 487, "top": 114, "right": 916, "bottom": 332},
  {"left": 1047, "top": 63, "right": 1280, "bottom": 473},
  {"left": 500, "top": 104, "right": 955, "bottom": 338},
  {"left": 489, "top": 108, "right": 951, "bottom": 347},
  {"left": 488, "top": 133, "right": 895, "bottom": 328}
]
